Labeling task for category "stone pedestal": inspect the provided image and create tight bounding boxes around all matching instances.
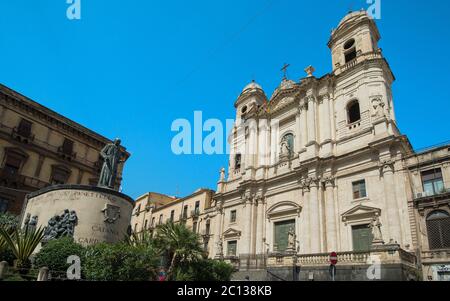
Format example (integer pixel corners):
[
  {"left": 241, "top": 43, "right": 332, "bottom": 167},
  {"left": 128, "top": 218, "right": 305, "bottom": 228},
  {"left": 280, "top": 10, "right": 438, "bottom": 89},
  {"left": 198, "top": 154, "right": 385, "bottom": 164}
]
[{"left": 21, "top": 185, "right": 134, "bottom": 250}]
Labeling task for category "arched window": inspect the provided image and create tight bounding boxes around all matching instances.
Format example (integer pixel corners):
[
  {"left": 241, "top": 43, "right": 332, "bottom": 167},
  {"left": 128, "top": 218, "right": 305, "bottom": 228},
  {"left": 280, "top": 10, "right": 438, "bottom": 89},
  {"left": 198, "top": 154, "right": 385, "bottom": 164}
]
[
  {"left": 427, "top": 211, "right": 450, "bottom": 250},
  {"left": 347, "top": 100, "right": 361, "bottom": 124},
  {"left": 344, "top": 39, "right": 357, "bottom": 63}
]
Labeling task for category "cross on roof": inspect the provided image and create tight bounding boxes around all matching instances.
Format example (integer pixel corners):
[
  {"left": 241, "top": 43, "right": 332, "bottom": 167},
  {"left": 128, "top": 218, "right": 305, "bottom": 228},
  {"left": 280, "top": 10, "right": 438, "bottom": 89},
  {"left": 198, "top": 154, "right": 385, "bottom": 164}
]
[{"left": 281, "top": 63, "right": 290, "bottom": 80}]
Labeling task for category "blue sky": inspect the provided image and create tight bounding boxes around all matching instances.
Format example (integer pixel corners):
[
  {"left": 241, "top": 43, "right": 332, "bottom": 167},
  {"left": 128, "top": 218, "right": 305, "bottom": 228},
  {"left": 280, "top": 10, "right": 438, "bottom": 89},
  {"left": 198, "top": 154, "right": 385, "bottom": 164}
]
[{"left": 0, "top": 0, "right": 449, "bottom": 199}]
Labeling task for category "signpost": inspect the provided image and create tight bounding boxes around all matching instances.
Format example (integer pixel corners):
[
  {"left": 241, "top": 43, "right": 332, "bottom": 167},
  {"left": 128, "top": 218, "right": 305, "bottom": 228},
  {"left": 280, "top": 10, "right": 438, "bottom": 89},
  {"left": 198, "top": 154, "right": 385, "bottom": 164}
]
[{"left": 329, "top": 252, "right": 338, "bottom": 281}]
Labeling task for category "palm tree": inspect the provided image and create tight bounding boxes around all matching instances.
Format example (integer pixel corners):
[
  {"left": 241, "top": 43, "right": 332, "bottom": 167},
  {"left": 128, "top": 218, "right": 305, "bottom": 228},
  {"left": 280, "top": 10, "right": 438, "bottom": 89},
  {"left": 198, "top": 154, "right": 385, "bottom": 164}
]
[
  {"left": 155, "top": 222, "right": 204, "bottom": 280},
  {"left": 0, "top": 226, "right": 45, "bottom": 271}
]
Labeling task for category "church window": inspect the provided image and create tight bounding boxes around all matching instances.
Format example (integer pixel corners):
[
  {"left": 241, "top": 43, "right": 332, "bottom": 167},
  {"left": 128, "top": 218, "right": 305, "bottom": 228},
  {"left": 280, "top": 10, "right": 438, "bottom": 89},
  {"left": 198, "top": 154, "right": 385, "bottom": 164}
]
[
  {"left": 235, "top": 154, "right": 242, "bottom": 170},
  {"left": 347, "top": 100, "right": 361, "bottom": 124},
  {"left": 241, "top": 106, "right": 248, "bottom": 114},
  {"left": 352, "top": 180, "right": 367, "bottom": 199},
  {"left": 273, "top": 219, "right": 295, "bottom": 252},
  {"left": 170, "top": 210, "right": 175, "bottom": 222},
  {"left": 230, "top": 210, "right": 237, "bottom": 223},
  {"left": 427, "top": 211, "right": 450, "bottom": 250},
  {"left": 352, "top": 224, "right": 373, "bottom": 251},
  {"left": 344, "top": 39, "right": 357, "bottom": 63},
  {"left": 344, "top": 39, "right": 355, "bottom": 50},
  {"left": 227, "top": 241, "right": 237, "bottom": 257},
  {"left": 144, "top": 219, "right": 148, "bottom": 230}
]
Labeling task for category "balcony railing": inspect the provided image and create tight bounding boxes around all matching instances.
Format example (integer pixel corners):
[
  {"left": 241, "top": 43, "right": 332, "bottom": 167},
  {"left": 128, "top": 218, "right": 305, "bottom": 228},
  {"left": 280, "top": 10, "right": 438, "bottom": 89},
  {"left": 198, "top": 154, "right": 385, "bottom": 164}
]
[{"left": 414, "top": 186, "right": 450, "bottom": 200}]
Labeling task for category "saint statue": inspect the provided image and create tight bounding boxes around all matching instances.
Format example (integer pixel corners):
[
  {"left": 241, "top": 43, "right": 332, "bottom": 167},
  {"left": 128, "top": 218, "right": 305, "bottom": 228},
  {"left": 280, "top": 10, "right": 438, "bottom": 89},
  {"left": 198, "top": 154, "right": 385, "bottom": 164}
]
[
  {"left": 287, "top": 227, "right": 296, "bottom": 250},
  {"left": 98, "top": 138, "right": 125, "bottom": 190},
  {"left": 369, "top": 216, "right": 384, "bottom": 244}
]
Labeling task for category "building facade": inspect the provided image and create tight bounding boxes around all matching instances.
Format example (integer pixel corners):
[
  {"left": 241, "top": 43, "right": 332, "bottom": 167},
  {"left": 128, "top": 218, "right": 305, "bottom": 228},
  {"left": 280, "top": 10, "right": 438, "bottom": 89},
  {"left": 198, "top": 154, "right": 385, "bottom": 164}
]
[
  {"left": 405, "top": 144, "right": 450, "bottom": 281},
  {"left": 0, "top": 83, "right": 129, "bottom": 216},
  {"left": 131, "top": 189, "right": 216, "bottom": 254},
  {"left": 209, "top": 11, "right": 448, "bottom": 280}
]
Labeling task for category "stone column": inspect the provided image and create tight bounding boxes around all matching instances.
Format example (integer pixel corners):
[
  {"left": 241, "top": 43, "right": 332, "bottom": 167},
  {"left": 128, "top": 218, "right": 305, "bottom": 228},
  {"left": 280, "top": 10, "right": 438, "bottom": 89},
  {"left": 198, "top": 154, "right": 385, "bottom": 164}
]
[
  {"left": 239, "top": 195, "right": 253, "bottom": 267},
  {"left": 300, "top": 100, "right": 308, "bottom": 152},
  {"left": 301, "top": 182, "right": 311, "bottom": 253},
  {"left": 214, "top": 202, "right": 224, "bottom": 259},
  {"left": 322, "top": 94, "right": 332, "bottom": 143},
  {"left": 258, "top": 120, "right": 268, "bottom": 166},
  {"left": 309, "top": 178, "right": 321, "bottom": 253},
  {"left": 381, "top": 161, "right": 402, "bottom": 244},
  {"left": 270, "top": 121, "right": 279, "bottom": 165},
  {"left": 324, "top": 178, "right": 337, "bottom": 252},
  {"left": 295, "top": 107, "right": 302, "bottom": 153},
  {"left": 255, "top": 197, "right": 265, "bottom": 256},
  {"left": 307, "top": 96, "right": 316, "bottom": 144}
]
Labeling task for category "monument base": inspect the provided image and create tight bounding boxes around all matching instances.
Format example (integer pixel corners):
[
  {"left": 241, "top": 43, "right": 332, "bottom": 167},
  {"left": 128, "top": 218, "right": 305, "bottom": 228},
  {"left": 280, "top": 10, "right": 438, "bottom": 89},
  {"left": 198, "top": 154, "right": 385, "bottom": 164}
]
[{"left": 21, "top": 185, "right": 134, "bottom": 250}]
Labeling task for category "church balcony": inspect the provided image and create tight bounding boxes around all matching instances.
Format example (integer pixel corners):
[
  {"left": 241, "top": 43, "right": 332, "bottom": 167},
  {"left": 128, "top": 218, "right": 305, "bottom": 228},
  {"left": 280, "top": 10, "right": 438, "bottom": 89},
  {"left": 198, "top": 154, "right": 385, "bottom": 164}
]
[{"left": 335, "top": 49, "right": 383, "bottom": 75}]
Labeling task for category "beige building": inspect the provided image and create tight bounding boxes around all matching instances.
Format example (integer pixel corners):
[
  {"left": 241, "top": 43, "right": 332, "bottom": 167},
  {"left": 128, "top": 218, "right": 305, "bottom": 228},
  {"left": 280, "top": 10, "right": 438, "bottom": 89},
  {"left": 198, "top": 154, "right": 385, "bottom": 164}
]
[
  {"left": 207, "top": 11, "right": 449, "bottom": 280},
  {"left": 404, "top": 144, "right": 450, "bottom": 281},
  {"left": 131, "top": 189, "right": 215, "bottom": 253},
  {"left": 0, "top": 83, "right": 129, "bottom": 216}
]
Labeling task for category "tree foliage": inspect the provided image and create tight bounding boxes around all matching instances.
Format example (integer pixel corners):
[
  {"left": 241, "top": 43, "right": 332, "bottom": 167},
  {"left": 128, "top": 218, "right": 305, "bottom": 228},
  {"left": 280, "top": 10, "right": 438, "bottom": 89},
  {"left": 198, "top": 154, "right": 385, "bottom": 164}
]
[
  {"left": 83, "top": 243, "right": 159, "bottom": 281},
  {"left": 154, "top": 222, "right": 204, "bottom": 280}
]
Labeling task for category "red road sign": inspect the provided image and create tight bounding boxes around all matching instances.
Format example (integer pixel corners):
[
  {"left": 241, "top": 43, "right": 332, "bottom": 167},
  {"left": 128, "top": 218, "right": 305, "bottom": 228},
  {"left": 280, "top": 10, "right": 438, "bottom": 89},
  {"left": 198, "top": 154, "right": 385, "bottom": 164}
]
[{"left": 330, "top": 252, "right": 338, "bottom": 265}]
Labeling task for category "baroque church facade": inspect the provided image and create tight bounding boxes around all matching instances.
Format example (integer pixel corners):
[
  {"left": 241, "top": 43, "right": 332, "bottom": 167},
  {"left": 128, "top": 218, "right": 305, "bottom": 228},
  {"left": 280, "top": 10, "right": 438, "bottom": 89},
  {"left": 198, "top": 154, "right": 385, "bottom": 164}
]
[{"left": 208, "top": 11, "right": 450, "bottom": 280}]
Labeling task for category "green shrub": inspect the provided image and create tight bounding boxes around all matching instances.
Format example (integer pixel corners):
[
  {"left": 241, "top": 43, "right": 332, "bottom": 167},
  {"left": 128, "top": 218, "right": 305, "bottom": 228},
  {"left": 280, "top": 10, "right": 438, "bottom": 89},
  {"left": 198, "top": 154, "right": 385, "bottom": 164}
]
[
  {"left": 0, "top": 213, "right": 18, "bottom": 229},
  {"left": 34, "top": 237, "right": 86, "bottom": 278},
  {"left": 84, "top": 243, "right": 159, "bottom": 281},
  {"left": 0, "top": 247, "right": 15, "bottom": 266},
  {"left": 174, "top": 259, "right": 234, "bottom": 281}
]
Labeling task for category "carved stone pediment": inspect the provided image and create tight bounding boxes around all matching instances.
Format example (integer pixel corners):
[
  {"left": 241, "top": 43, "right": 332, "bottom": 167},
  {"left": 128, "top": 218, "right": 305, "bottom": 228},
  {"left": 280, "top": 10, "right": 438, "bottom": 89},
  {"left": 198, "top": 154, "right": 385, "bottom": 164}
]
[
  {"left": 341, "top": 205, "right": 381, "bottom": 224},
  {"left": 223, "top": 228, "right": 242, "bottom": 239},
  {"left": 267, "top": 201, "right": 302, "bottom": 220}
]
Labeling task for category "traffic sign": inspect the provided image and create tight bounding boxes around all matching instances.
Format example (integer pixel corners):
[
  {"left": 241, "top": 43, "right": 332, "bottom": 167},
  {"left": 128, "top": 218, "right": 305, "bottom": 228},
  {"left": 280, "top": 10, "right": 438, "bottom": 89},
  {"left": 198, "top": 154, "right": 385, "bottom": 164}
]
[{"left": 330, "top": 252, "right": 338, "bottom": 265}]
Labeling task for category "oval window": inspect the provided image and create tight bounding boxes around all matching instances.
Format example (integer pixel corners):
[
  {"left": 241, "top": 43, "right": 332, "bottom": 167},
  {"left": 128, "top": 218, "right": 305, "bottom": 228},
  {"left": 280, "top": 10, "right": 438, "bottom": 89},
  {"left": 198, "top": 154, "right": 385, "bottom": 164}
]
[{"left": 344, "top": 39, "right": 355, "bottom": 50}]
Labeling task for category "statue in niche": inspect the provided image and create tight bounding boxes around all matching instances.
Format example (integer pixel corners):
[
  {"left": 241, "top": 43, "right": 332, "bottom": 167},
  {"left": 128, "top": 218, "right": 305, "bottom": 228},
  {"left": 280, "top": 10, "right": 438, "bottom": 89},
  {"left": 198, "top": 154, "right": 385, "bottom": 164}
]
[
  {"left": 287, "top": 227, "right": 296, "bottom": 251},
  {"left": 369, "top": 216, "right": 384, "bottom": 244},
  {"left": 98, "top": 138, "right": 126, "bottom": 190},
  {"left": 280, "top": 134, "right": 294, "bottom": 159}
]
